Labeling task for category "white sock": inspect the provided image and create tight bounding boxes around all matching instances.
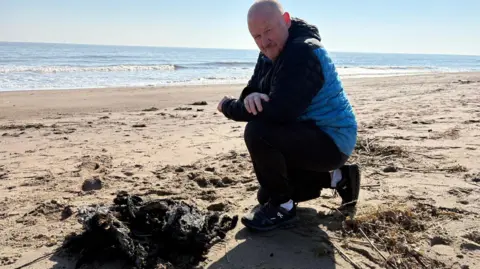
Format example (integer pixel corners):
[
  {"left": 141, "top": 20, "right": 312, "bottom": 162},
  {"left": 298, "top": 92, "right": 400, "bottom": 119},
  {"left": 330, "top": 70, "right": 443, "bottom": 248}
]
[
  {"left": 280, "top": 199, "right": 294, "bottom": 211},
  {"left": 330, "top": 169, "right": 342, "bottom": 187}
]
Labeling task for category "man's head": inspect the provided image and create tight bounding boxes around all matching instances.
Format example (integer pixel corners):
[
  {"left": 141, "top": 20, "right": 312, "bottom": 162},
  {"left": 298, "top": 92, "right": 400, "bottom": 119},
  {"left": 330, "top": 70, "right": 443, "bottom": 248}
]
[{"left": 248, "top": 0, "right": 291, "bottom": 61}]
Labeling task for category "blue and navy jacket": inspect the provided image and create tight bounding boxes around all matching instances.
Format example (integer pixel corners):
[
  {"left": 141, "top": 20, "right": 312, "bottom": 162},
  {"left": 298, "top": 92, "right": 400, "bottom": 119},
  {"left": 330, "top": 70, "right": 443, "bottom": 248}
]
[{"left": 221, "top": 18, "right": 357, "bottom": 156}]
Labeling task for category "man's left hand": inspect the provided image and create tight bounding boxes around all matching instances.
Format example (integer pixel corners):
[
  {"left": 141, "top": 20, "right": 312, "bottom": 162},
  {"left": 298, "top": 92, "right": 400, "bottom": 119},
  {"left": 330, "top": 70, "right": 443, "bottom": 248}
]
[{"left": 217, "top": 96, "right": 234, "bottom": 112}]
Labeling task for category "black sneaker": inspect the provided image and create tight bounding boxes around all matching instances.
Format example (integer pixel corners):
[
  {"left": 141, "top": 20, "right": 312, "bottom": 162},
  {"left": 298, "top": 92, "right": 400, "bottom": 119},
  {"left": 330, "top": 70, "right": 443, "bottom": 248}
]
[
  {"left": 241, "top": 202, "right": 298, "bottom": 232},
  {"left": 336, "top": 164, "right": 361, "bottom": 210}
]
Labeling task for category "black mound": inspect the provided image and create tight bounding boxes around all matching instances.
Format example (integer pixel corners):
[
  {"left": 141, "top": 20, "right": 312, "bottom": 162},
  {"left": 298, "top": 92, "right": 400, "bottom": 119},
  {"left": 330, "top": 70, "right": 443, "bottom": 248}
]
[{"left": 62, "top": 191, "right": 238, "bottom": 269}]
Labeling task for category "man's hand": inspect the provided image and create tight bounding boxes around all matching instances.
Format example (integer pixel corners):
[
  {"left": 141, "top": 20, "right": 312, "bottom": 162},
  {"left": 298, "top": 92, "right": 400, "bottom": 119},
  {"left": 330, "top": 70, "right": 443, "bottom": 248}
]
[
  {"left": 244, "top": 93, "right": 269, "bottom": 115},
  {"left": 217, "top": 96, "right": 234, "bottom": 112}
]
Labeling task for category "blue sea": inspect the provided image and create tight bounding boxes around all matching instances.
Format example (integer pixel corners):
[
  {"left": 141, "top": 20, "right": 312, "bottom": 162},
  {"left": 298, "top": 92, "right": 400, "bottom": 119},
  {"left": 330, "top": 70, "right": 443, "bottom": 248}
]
[{"left": 1, "top": 42, "right": 480, "bottom": 91}]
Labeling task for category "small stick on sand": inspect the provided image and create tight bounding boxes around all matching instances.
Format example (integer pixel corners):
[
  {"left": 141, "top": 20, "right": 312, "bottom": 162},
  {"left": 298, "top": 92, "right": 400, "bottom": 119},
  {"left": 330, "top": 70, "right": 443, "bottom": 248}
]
[
  {"left": 328, "top": 236, "right": 372, "bottom": 247},
  {"left": 358, "top": 228, "right": 398, "bottom": 269},
  {"left": 461, "top": 237, "right": 480, "bottom": 248},
  {"left": 331, "top": 242, "right": 363, "bottom": 269},
  {"left": 322, "top": 204, "right": 398, "bottom": 269},
  {"left": 13, "top": 250, "right": 58, "bottom": 269}
]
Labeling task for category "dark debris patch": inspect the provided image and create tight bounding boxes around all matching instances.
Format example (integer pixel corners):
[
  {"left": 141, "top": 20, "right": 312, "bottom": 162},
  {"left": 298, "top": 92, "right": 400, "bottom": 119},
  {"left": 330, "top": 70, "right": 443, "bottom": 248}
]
[
  {"left": 61, "top": 191, "right": 238, "bottom": 269},
  {"left": 142, "top": 107, "right": 159, "bottom": 112},
  {"left": 0, "top": 123, "right": 45, "bottom": 131},
  {"left": 190, "top": 101, "right": 208, "bottom": 106}
]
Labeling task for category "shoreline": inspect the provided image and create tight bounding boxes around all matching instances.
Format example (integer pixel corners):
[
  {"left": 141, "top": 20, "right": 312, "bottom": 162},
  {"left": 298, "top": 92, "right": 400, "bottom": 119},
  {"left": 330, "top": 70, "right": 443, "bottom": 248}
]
[
  {"left": 1, "top": 70, "right": 478, "bottom": 93},
  {"left": 0, "top": 71, "right": 480, "bottom": 94}
]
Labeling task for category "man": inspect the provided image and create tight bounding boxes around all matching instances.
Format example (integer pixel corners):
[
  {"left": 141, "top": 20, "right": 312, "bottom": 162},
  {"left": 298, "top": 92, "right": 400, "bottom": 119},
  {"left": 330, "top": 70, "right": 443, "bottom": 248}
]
[{"left": 217, "top": 0, "right": 360, "bottom": 232}]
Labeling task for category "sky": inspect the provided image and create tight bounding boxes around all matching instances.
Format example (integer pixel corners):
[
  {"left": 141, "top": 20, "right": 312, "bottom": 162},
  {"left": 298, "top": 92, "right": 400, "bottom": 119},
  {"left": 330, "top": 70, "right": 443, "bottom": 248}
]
[{"left": 1, "top": 0, "right": 479, "bottom": 55}]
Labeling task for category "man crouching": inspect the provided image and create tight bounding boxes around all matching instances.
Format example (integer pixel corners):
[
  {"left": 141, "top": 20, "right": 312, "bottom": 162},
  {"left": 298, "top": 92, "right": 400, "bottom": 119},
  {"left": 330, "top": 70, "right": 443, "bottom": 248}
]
[{"left": 218, "top": 0, "right": 360, "bottom": 232}]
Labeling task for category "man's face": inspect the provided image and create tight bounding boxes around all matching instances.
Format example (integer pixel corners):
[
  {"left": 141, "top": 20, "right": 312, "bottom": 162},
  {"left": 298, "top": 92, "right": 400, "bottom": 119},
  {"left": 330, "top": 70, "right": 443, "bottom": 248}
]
[{"left": 248, "top": 11, "right": 290, "bottom": 61}]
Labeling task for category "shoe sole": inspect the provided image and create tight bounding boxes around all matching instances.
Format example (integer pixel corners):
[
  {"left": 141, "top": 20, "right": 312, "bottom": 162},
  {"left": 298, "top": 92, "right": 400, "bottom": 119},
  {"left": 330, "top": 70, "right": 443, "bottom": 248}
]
[{"left": 241, "top": 216, "right": 299, "bottom": 232}]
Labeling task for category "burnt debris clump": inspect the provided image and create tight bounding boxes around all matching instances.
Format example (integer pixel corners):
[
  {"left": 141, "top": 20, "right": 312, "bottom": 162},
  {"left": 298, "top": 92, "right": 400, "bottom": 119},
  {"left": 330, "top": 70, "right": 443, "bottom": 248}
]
[{"left": 62, "top": 191, "right": 238, "bottom": 269}]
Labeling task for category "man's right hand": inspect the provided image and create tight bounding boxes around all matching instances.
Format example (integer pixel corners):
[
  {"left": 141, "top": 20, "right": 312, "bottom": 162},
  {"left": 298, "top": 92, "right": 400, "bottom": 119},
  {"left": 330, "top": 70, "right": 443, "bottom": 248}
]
[{"left": 244, "top": 93, "right": 269, "bottom": 115}]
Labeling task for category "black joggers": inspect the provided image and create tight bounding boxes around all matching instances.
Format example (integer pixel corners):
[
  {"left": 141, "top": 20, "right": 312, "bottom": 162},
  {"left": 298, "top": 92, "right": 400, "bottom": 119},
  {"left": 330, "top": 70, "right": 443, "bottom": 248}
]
[{"left": 244, "top": 120, "right": 349, "bottom": 205}]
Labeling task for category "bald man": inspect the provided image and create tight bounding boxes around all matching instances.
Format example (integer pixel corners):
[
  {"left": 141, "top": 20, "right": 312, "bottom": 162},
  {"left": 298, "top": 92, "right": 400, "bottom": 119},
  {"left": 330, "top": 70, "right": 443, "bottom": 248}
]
[{"left": 218, "top": 0, "right": 360, "bottom": 232}]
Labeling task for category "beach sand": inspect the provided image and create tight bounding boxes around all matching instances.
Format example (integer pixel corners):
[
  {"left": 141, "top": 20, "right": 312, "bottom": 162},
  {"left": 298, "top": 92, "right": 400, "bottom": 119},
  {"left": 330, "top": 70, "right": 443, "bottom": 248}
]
[{"left": 1, "top": 72, "right": 479, "bottom": 269}]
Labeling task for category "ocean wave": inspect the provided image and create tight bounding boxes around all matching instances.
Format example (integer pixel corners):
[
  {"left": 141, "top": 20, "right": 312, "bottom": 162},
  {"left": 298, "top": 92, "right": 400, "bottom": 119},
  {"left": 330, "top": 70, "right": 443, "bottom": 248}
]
[
  {"left": 176, "top": 61, "right": 256, "bottom": 69},
  {"left": 205, "top": 61, "right": 256, "bottom": 66},
  {"left": 0, "top": 64, "right": 177, "bottom": 74},
  {"left": 337, "top": 65, "right": 435, "bottom": 70}
]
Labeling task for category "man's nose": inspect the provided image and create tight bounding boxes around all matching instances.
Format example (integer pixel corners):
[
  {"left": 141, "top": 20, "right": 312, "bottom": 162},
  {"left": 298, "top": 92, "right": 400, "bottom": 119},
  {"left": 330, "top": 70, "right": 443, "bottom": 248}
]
[{"left": 261, "top": 36, "right": 270, "bottom": 48}]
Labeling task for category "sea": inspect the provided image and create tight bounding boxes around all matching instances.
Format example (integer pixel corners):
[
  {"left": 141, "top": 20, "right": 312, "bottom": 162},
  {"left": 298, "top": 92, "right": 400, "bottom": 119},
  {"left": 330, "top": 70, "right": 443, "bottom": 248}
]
[{"left": 1, "top": 42, "right": 480, "bottom": 92}]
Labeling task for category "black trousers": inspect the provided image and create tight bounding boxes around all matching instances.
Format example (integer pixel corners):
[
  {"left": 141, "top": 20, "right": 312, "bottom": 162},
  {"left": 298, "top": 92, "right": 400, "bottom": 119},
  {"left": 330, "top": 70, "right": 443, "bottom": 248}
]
[{"left": 244, "top": 120, "right": 348, "bottom": 205}]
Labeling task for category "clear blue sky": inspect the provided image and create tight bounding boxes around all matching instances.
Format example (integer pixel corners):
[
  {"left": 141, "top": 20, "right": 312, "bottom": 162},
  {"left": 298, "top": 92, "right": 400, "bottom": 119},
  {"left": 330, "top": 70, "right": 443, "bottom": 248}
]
[{"left": 1, "top": 0, "right": 479, "bottom": 55}]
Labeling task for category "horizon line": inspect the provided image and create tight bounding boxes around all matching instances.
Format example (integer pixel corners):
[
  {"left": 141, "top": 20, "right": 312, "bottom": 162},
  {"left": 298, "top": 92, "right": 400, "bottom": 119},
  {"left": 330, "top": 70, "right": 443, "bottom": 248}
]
[{"left": 1, "top": 40, "right": 480, "bottom": 57}]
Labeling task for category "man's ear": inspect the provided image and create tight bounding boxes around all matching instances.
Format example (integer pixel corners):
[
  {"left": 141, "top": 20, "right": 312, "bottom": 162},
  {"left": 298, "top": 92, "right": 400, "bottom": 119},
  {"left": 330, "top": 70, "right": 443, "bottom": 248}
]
[{"left": 283, "top": 12, "right": 291, "bottom": 27}]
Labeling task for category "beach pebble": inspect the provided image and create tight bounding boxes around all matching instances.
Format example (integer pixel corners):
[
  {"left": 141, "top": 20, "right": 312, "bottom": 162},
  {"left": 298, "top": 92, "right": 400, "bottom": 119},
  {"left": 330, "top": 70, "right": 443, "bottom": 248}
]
[
  {"left": 383, "top": 166, "right": 398, "bottom": 173},
  {"left": 61, "top": 206, "right": 74, "bottom": 220},
  {"left": 82, "top": 177, "right": 102, "bottom": 191}
]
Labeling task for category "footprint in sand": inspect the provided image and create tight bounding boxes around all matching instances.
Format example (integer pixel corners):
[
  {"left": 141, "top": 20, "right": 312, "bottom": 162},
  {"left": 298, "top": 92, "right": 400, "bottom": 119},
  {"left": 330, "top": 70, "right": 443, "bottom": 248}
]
[
  {"left": 75, "top": 155, "right": 112, "bottom": 190},
  {"left": 78, "top": 155, "right": 112, "bottom": 173}
]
